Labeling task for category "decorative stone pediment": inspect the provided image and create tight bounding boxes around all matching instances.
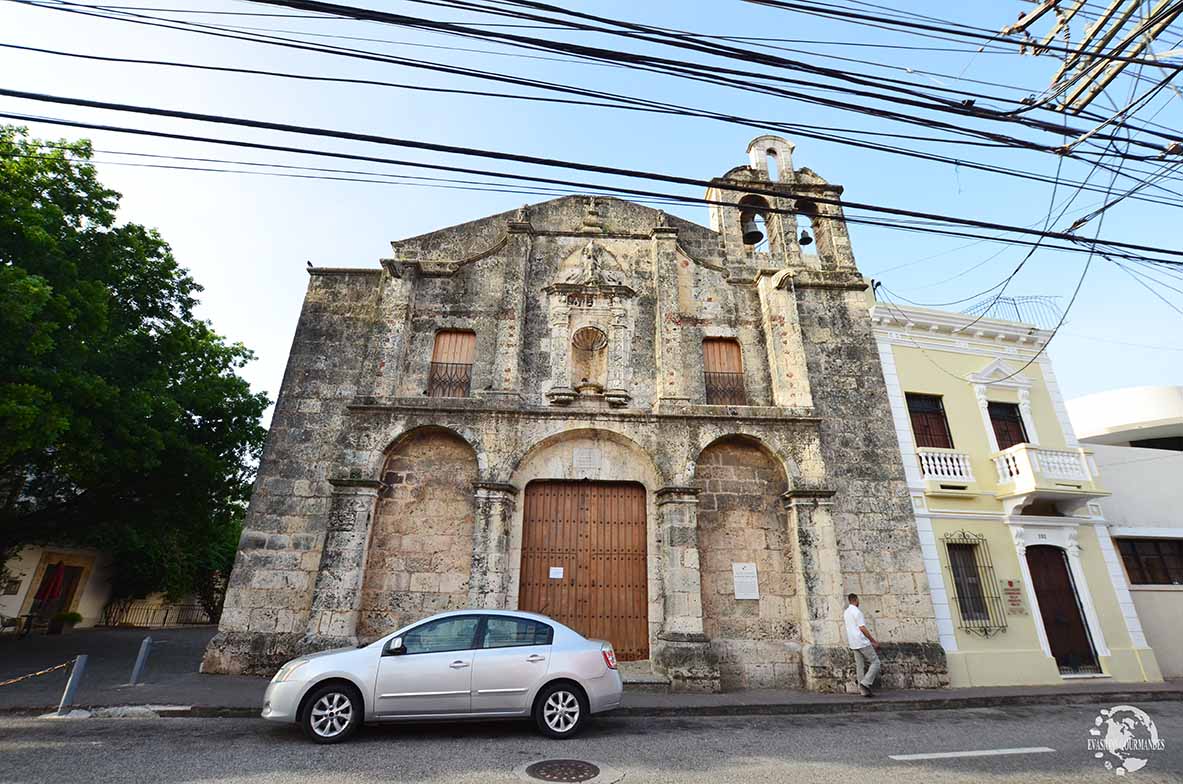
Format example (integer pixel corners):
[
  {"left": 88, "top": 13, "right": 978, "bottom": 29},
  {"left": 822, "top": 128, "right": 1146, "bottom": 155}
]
[{"left": 546, "top": 240, "right": 636, "bottom": 298}]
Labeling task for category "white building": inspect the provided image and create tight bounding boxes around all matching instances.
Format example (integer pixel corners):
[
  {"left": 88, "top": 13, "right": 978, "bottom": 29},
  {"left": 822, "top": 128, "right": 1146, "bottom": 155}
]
[
  {"left": 1, "top": 546, "right": 114, "bottom": 629},
  {"left": 1068, "top": 386, "right": 1183, "bottom": 678}
]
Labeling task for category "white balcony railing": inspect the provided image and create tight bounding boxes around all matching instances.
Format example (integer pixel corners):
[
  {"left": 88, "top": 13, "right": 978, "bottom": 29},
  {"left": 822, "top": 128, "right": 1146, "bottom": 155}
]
[
  {"left": 993, "top": 444, "right": 1094, "bottom": 486},
  {"left": 1031, "top": 448, "right": 1091, "bottom": 481},
  {"left": 917, "top": 448, "right": 975, "bottom": 483}
]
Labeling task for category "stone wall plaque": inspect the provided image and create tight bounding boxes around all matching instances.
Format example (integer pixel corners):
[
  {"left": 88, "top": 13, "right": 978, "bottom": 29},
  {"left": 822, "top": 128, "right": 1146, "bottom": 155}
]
[
  {"left": 732, "top": 562, "right": 760, "bottom": 600},
  {"left": 573, "top": 447, "right": 602, "bottom": 475},
  {"left": 1000, "top": 578, "right": 1027, "bottom": 615}
]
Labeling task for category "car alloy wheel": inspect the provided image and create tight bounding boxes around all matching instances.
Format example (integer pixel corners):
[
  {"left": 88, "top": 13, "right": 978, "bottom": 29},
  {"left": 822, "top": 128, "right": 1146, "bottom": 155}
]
[
  {"left": 301, "top": 684, "right": 361, "bottom": 744},
  {"left": 310, "top": 692, "right": 353, "bottom": 739},
  {"left": 543, "top": 689, "right": 581, "bottom": 735}
]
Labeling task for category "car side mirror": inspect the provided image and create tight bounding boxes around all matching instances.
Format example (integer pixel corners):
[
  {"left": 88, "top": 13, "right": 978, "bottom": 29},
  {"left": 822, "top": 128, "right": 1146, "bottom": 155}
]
[{"left": 385, "top": 637, "right": 406, "bottom": 656}]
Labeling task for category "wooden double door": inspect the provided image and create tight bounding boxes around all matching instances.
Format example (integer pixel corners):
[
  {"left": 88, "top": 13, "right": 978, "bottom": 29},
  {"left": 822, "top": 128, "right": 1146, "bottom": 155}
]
[
  {"left": 518, "top": 481, "right": 649, "bottom": 661},
  {"left": 1026, "top": 545, "right": 1099, "bottom": 674}
]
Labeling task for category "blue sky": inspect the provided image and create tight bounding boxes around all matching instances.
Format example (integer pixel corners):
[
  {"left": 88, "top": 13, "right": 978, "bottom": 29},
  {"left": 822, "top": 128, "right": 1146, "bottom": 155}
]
[{"left": 2, "top": 0, "right": 1180, "bottom": 423}]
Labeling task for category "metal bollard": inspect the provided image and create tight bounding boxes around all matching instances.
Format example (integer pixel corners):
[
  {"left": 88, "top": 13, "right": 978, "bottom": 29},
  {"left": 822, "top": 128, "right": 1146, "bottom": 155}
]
[
  {"left": 56, "top": 654, "right": 87, "bottom": 716},
  {"left": 129, "top": 636, "right": 152, "bottom": 686}
]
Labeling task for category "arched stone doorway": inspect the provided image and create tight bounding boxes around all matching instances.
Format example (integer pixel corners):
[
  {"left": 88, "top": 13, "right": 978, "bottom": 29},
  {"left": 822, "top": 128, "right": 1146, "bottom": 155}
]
[
  {"left": 519, "top": 480, "right": 649, "bottom": 660},
  {"left": 507, "top": 429, "right": 664, "bottom": 662},
  {"left": 695, "top": 435, "right": 799, "bottom": 689},
  {"left": 357, "top": 427, "right": 479, "bottom": 641}
]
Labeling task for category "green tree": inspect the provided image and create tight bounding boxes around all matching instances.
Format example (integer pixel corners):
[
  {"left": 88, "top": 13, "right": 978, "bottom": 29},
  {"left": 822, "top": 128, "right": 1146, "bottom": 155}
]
[{"left": 0, "top": 126, "right": 269, "bottom": 615}]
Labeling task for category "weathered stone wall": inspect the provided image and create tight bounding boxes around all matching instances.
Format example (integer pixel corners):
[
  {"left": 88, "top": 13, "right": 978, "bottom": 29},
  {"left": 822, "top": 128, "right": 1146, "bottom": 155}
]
[
  {"left": 696, "top": 437, "right": 800, "bottom": 689},
  {"left": 792, "top": 282, "right": 947, "bottom": 691},
  {"left": 357, "top": 428, "right": 478, "bottom": 641},
  {"left": 204, "top": 135, "right": 948, "bottom": 691},
  {"left": 202, "top": 270, "right": 381, "bottom": 675}
]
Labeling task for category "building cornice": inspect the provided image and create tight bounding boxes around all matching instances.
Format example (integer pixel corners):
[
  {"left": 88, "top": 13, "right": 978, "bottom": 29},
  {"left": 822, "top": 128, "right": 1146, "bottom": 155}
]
[{"left": 871, "top": 302, "right": 1051, "bottom": 347}]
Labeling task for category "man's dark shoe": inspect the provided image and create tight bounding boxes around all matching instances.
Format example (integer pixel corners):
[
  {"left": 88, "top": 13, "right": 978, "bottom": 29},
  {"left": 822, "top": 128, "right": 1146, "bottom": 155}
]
[{"left": 859, "top": 684, "right": 873, "bottom": 697}]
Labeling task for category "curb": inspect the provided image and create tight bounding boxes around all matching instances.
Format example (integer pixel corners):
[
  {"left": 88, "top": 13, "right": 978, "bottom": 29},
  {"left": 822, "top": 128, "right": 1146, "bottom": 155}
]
[
  {"left": 615, "top": 689, "right": 1183, "bottom": 717},
  {"left": 3, "top": 688, "right": 1179, "bottom": 720}
]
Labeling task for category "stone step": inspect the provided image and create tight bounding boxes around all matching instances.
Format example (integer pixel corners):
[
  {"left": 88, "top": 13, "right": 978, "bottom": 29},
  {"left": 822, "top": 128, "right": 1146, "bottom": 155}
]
[{"left": 618, "top": 660, "right": 671, "bottom": 693}]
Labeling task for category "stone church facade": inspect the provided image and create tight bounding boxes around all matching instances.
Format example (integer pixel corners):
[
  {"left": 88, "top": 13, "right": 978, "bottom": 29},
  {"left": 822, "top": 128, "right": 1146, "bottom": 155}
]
[{"left": 202, "top": 136, "right": 949, "bottom": 692}]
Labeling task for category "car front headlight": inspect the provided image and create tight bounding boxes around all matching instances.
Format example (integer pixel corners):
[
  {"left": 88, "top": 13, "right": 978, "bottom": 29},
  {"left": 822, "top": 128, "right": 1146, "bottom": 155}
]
[{"left": 271, "top": 660, "right": 309, "bottom": 683}]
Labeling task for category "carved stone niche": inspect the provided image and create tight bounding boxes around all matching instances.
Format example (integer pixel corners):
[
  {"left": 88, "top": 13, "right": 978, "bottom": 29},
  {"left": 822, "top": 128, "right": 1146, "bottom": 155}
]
[{"left": 543, "top": 240, "right": 636, "bottom": 407}]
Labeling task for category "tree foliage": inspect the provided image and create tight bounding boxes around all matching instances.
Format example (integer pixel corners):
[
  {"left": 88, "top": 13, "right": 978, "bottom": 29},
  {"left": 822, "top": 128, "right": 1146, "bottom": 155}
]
[{"left": 0, "top": 126, "right": 269, "bottom": 608}]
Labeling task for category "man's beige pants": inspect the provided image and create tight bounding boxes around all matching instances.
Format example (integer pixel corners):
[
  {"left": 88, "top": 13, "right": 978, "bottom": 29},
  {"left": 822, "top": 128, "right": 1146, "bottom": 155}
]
[{"left": 853, "top": 645, "right": 881, "bottom": 688}]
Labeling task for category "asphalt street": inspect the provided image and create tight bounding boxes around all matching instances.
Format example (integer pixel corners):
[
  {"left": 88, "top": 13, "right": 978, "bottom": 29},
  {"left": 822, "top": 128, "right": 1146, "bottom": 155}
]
[{"left": 1, "top": 702, "right": 1181, "bottom": 784}]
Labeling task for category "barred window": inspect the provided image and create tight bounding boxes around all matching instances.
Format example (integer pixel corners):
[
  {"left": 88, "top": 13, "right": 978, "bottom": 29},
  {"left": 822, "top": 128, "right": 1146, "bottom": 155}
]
[
  {"left": 942, "top": 531, "right": 1007, "bottom": 636},
  {"left": 907, "top": 393, "right": 954, "bottom": 449},
  {"left": 703, "top": 338, "right": 747, "bottom": 405},
  {"left": 1117, "top": 538, "right": 1183, "bottom": 585},
  {"left": 427, "top": 330, "right": 475, "bottom": 398},
  {"left": 988, "top": 401, "right": 1028, "bottom": 450}
]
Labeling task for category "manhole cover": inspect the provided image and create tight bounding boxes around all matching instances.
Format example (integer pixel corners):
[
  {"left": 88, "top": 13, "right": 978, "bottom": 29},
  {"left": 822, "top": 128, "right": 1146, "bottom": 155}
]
[{"left": 524, "top": 759, "right": 602, "bottom": 783}]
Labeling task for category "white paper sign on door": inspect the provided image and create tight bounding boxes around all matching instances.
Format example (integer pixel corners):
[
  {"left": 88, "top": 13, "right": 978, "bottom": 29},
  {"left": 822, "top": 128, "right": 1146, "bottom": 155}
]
[
  {"left": 549, "top": 566, "right": 564, "bottom": 579},
  {"left": 732, "top": 562, "right": 759, "bottom": 600}
]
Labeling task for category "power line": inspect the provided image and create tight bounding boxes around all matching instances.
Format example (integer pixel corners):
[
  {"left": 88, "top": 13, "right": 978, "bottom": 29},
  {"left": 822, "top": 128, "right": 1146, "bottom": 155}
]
[
  {"left": 15, "top": 0, "right": 1183, "bottom": 210},
  {"left": 2, "top": 90, "right": 1180, "bottom": 265}
]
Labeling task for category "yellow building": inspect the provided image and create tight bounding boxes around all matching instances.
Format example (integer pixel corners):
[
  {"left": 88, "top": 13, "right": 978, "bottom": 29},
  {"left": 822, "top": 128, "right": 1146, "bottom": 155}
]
[{"left": 870, "top": 298, "right": 1162, "bottom": 688}]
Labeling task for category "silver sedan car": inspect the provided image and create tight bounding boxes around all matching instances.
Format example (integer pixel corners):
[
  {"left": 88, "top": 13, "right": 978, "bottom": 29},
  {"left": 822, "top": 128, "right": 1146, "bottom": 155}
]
[{"left": 262, "top": 609, "right": 623, "bottom": 743}]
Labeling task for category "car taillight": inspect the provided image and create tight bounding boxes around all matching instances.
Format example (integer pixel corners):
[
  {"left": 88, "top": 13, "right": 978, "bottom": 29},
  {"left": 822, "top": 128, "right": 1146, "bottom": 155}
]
[{"left": 602, "top": 645, "right": 617, "bottom": 670}]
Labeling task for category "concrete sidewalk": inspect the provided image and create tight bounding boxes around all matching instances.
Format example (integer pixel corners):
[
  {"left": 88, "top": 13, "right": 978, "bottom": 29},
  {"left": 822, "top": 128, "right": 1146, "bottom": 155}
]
[{"left": 2, "top": 626, "right": 1180, "bottom": 717}]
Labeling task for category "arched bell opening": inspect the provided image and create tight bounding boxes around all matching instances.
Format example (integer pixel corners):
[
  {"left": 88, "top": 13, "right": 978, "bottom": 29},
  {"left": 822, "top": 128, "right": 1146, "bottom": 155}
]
[{"left": 738, "top": 194, "right": 772, "bottom": 251}]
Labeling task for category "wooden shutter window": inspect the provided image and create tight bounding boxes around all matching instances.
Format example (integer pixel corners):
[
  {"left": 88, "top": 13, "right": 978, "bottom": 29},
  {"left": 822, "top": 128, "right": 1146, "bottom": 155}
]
[
  {"left": 428, "top": 330, "right": 476, "bottom": 397},
  {"left": 906, "top": 393, "right": 953, "bottom": 449},
  {"left": 988, "top": 401, "right": 1028, "bottom": 451},
  {"left": 703, "top": 338, "right": 746, "bottom": 405}
]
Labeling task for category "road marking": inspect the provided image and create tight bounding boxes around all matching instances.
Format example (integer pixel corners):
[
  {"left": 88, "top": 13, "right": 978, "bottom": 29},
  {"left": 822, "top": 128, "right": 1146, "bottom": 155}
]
[{"left": 889, "top": 747, "right": 1056, "bottom": 761}]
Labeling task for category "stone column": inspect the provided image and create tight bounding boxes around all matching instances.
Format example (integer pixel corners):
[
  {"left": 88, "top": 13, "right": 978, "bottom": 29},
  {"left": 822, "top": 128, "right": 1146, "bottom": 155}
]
[
  {"left": 651, "top": 226, "right": 690, "bottom": 407},
  {"left": 545, "top": 295, "right": 575, "bottom": 404},
  {"left": 757, "top": 272, "right": 815, "bottom": 409},
  {"left": 468, "top": 482, "right": 518, "bottom": 609},
  {"left": 604, "top": 304, "right": 632, "bottom": 407},
  {"left": 784, "top": 488, "right": 846, "bottom": 692},
  {"left": 653, "top": 486, "right": 720, "bottom": 692},
  {"left": 486, "top": 223, "right": 532, "bottom": 399},
  {"left": 301, "top": 478, "right": 381, "bottom": 650}
]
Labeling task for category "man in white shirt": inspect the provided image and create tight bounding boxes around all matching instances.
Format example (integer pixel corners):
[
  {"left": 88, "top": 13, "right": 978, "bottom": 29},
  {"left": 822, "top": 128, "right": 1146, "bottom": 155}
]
[{"left": 843, "top": 593, "right": 880, "bottom": 697}]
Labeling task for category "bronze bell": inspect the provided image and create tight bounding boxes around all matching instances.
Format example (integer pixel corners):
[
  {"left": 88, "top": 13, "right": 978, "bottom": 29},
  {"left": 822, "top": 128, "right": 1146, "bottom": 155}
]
[
  {"left": 799, "top": 229, "right": 814, "bottom": 246},
  {"left": 741, "top": 212, "right": 764, "bottom": 245}
]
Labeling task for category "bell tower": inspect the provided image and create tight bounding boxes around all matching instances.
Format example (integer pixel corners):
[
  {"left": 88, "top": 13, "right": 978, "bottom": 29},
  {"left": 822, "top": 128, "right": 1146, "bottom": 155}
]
[{"left": 708, "top": 135, "right": 854, "bottom": 270}]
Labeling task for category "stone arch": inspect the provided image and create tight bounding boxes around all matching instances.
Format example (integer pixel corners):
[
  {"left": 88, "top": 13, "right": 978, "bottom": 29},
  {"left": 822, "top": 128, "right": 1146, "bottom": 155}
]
[
  {"left": 370, "top": 421, "right": 492, "bottom": 483},
  {"left": 506, "top": 426, "right": 671, "bottom": 485},
  {"left": 357, "top": 426, "right": 479, "bottom": 641},
  {"left": 505, "top": 427, "right": 666, "bottom": 654},
  {"left": 694, "top": 434, "right": 800, "bottom": 689},
  {"left": 683, "top": 427, "right": 800, "bottom": 487}
]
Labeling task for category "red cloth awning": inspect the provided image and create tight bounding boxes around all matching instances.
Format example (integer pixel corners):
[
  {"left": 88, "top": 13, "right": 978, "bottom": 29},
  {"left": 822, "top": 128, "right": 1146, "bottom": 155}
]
[{"left": 36, "top": 562, "right": 65, "bottom": 602}]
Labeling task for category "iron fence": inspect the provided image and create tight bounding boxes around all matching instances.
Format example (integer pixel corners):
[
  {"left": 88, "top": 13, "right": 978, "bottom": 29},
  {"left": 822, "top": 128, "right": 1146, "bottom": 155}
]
[
  {"left": 704, "top": 371, "right": 747, "bottom": 406},
  {"left": 100, "top": 603, "right": 212, "bottom": 628},
  {"left": 426, "top": 362, "right": 473, "bottom": 398}
]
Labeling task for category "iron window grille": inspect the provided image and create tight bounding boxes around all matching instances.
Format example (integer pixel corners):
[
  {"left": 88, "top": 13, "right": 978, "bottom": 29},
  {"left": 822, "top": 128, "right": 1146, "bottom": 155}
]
[
  {"left": 426, "top": 362, "right": 473, "bottom": 398},
  {"left": 942, "top": 531, "right": 1008, "bottom": 637},
  {"left": 1116, "top": 538, "right": 1183, "bottom": 585},
  {"left": 704, "top": 371, "right": 748, "bottom": 405}
]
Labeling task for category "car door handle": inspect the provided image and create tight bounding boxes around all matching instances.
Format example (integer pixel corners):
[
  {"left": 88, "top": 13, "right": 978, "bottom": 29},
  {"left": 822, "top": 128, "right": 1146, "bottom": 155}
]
[
  {"left": 449, "top": 661, "right": 470, "bottom": 669},
  {"left": 526, "top": 654, "right": 546, "bottom": 663}
]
